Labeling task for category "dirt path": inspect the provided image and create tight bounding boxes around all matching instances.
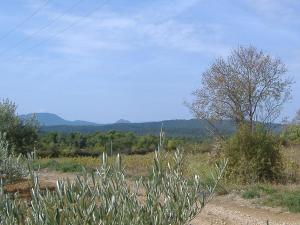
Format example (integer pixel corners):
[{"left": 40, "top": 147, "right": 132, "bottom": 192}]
[
  {"left": 38, "top": 171, "right": 300, "bottom": 225},
  {"left": 191, "top": 194, "right": 300, "bottom": 225}
]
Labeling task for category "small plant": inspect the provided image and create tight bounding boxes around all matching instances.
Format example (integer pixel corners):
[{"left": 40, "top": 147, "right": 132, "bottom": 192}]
[
  {"left": 242, "top": 185, "right": 276, "bottom": 199},
  {"left": 242, "top": 189, "right": 261, "bottom": 199},
  {"left": 0, "top": 149, "right": 226, "bottom": 224}
]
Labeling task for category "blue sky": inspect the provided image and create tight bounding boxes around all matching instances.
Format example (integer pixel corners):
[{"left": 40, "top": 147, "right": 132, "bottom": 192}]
[{"left": 0, "top": 0, "right": 299, "bottom": 123}]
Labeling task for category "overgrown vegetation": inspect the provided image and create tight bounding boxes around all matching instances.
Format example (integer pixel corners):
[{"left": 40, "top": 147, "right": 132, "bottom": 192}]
[
  {"left": 281, "top": 124, "right": 300, "bottom": 145},
  {"left": 37, "top": 131, "right": 192, "bottom": 157},
  {"left": 242, "top": 184, "right": 300, "bottom": 213},
  {"left": 221, "top": 125, "right": 283, "bottom": 183},
  {"left": 0, "top": 150, "right": 227, "bottom": 224},
  {"left": 0, "top": 133, "right": 28, "bottom": 185},
  {"left": 0, "top": 99, "right": 38, "bottom": 155}
]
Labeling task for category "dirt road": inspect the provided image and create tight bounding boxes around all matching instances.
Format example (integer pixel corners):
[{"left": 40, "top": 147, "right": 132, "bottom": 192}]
[{"left": 191, "top": 194, "right": 300, "bottom": 225}]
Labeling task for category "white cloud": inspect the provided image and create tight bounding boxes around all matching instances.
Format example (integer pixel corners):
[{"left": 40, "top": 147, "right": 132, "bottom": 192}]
[{"left": 22, "top": 0, "right": 228, "bottom": 57}]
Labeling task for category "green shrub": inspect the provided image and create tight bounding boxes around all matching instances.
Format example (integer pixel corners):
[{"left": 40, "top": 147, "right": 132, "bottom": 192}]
[
  {"left": 222, "top": 125, "right": 283, "bottom": 183},
  {"left": 0, "top": 99, "right": 38, "bottom": 155},
  {"left": 281, "top": 125, "right": 300, "bottom": 145},
  {"left": 242, "top": 189, "right": 261, "bottom": 199},
  {"left": 282, "top": 157, "right": 299, "bottom": 183},
  {"left": 0, "top": 133, "right": 28, "bottom": 184},
  {"left": 0, "top": 150, "right": 227, "bottom": 224}
]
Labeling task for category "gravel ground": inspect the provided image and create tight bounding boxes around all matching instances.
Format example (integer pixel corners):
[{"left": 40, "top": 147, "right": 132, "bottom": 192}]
[{"left": 191, "top": 194, "right": 300, "bottom": 225}]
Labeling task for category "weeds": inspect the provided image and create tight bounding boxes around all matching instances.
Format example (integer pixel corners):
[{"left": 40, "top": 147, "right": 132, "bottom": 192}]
[
  {"left": 265, "top": 190, "right": 300, "bottom": 213},
  {"left": 242, "top": 184, "right": 300, "bottom": 213}
]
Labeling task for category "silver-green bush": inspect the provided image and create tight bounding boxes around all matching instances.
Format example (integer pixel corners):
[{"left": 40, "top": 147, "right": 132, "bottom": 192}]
[
  {"left": 0, "top": 150, "right": 226, "bottom": 225},
  {"left": 0, "top": 133, "right": 28, "bottom": 184}
]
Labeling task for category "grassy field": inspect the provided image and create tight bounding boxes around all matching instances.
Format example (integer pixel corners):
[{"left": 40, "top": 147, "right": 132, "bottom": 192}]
[{"left": 33, "top": 151, "right": 214, "bottom": 179}]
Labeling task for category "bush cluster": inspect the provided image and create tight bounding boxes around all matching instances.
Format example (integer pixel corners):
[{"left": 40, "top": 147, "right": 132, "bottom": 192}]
[
  {"left": 221, "top": 125, "right": 283, "bottom": 183},
  {"left": 280, "top": 124, "right": 300, "bottom": 145},
  {"left": 0, "top": 99, "right": 38, "bottom": 155}
]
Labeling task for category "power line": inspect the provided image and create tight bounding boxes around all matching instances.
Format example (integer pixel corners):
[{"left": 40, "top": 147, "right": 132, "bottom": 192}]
[
  {"left": 0, "top": 0, "right": 50, "bottom": 42},
  {"left": 11, "top": 0, "right": 111, "bottom": 62},
  {"left": 0, "top": 0, "right": 85, "bottom": 57}
]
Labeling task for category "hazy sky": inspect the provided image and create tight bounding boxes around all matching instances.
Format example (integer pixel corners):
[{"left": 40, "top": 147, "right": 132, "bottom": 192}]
[{"left": 0, "top": 0, "right": 299, "bottom": 123}]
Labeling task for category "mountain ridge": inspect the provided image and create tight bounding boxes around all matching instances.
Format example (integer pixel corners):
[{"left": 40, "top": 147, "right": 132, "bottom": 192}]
[
  {"left": 40, "top": 118, "right": 238, "bottom": 138},
  {"left": 21, "top": 113, "right": 282, "bottom": 138},
  {"left": 19, "top": 113, "right": 100, "bottom": 126}
]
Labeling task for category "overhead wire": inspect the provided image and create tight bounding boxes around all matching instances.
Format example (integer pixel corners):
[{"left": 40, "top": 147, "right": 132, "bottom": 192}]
[
  {"left": 0, "top": 0, "right": 85, "bottom": 57},
  {"left": 11, "top": 0, "right": 111, "bottom": 63},
  {"left": 0, "top": 0, "right": 50, "bottom": 42}
]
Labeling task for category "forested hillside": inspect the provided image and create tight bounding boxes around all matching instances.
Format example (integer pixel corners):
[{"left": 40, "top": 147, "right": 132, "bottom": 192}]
[{"left": 40, "top": 119, "right": 237, "bottom": 138}]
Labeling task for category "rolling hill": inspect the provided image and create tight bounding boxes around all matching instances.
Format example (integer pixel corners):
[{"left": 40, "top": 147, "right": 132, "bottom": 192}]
[
  {"left": 21, "top": 113, "right": 282, "bottom": 138},
  {"left": 19, "top": 113, "right": 100, "bottom": 126}
]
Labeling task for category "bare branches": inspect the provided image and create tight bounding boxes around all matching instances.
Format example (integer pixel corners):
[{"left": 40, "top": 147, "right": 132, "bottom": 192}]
[{"left": 189, "top": 46, "right": 292, "bottom": 131}]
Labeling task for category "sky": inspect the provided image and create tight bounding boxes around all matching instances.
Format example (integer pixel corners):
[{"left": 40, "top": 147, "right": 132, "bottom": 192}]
[{"left": 0, "top": 0, "right": 299, "bottom": 123}]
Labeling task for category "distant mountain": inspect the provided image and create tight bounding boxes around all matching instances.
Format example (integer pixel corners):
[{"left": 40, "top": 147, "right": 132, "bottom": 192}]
[
  {"left": 115, "top": 119, "right": 131, "bottom": 124},
  {"left": 20, "top": 113, "right": 100, "bottom": 126},
  {"left": 22, "top": 113, "right": 282, "bottom": 138},
  {"left": 40, "top": 119, "right": 239, "bottom": 138}
]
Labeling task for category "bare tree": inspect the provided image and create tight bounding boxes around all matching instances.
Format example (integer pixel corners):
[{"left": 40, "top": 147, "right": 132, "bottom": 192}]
[{"left": 189, "top": 46, "right": 292, "bottom": 131}]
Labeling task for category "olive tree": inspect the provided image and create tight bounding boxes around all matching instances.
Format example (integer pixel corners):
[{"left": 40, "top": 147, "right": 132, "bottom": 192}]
[
  {"left": 190, "top": 46, "right": 292, "bottom": 131},
  {"left": 0, "top": 99, "right": 38, "bottom": 154}
]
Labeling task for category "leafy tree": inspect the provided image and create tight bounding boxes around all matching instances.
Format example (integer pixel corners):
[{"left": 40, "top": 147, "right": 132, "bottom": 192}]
[
  {"left": 0, "top": 99, "right": 38, "bottom": 154},
  {"left": 190, "top": 46, "right": 292, "bottom": 131}
]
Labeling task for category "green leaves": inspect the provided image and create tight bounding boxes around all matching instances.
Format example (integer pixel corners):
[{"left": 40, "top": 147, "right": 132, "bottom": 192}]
[
  {"left": 0, "top": 149, "right": 226, "bottom": 225},
  {"left": 0, "top": 133, "right": 29, "bottom": 185}
]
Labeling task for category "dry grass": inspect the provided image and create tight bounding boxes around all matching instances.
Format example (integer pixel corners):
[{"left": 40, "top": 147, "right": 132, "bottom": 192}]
[{"left": 33, "top": 151, "right": 214, "bottom": 180}]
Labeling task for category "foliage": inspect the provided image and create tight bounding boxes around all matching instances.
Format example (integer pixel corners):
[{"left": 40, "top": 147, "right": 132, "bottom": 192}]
[
  {"left": 0, "top": 99, "right": 38, "bottom": 154},
  {"left": 0, "top": 150, "right": 227, "bottom": 224},
  {"left": 0, "top": 133, "right": 28, "bottom": 184},
  {"left": 242, "top": 184, "right": 300, "bottom": 213},
  {"left": 36, "top": 131, "right": 204, "bottom": 157},
  {"left": 281, "top": 124, "right": 300, "bottom": 145},
  {"left": 265, "top": 190, "right": 300, "bottom": 213},
  {"left": 242, "top": 188, "right": 261, "bottom": 199},
  {"left": 222, "top": 125, "right": 283, "bottom": 183},
  {"left": 242, "top": 184, "right": 276, "bottom": 199},
  {"left": 190, "top": 46, "right": 291, "bottom": 132}
]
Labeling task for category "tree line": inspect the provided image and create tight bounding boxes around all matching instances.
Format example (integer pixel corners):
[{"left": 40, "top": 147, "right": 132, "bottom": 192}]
[{"left": 37, "top": 131, "right": 192, "bottom": 157}]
